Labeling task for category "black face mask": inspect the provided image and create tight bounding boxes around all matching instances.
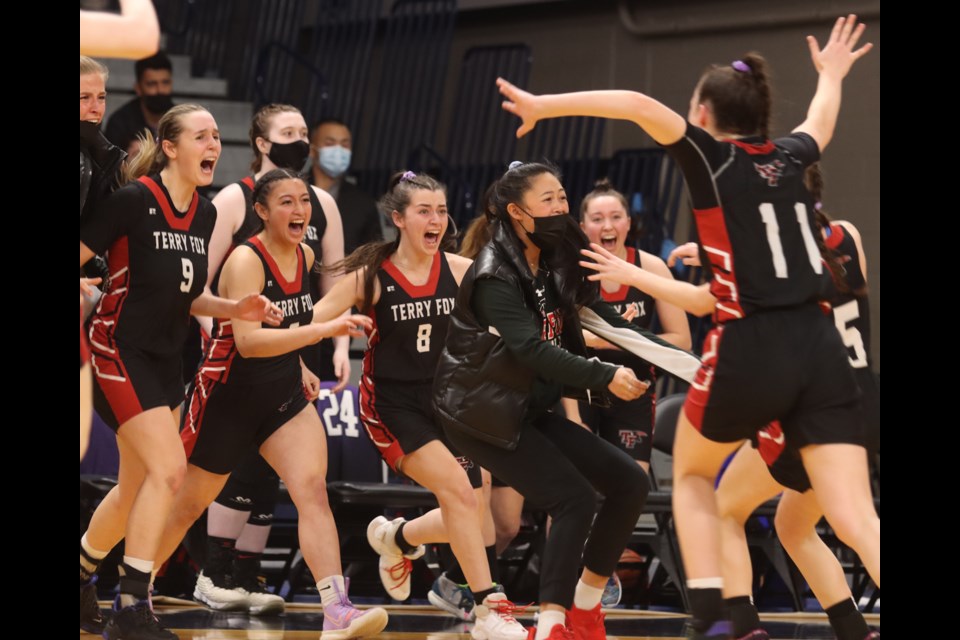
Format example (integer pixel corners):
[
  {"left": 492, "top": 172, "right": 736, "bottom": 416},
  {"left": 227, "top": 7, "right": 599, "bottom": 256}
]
[
  {"left": 79, "top": 120, "right": 101, "bottom": 147},
  {"left": 267, "top": 140, "right": 310, "bottom": 172},
  {"left": 522, "top": 210, "right": 572, "bottom": 251},
  {"left": 142, "top": 93, "right": 174, "bottom": 116}
]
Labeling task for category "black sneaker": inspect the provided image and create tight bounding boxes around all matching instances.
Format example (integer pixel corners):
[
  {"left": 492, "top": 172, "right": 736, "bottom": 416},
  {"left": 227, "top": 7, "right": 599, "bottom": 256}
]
[
  {"left": 80, "top": 575, "right": 105, "bottom": 634},
  {"left": 103, "top": 601, "right": 178, "bottom": 640}
]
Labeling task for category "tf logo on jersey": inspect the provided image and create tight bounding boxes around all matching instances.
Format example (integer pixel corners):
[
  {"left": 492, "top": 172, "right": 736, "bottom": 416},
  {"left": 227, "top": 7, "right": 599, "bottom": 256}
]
[
  {"left": 619, "top": 430, "right": 646, "bottom": 450},
  {"left": 753, "top": 160, "right": 785, "bottom": 187}
]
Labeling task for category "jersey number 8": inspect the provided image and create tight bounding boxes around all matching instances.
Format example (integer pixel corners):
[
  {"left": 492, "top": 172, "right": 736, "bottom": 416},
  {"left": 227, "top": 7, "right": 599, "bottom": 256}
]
[{"left": 416, "top": 323, "right": 432, "bottom": 353}]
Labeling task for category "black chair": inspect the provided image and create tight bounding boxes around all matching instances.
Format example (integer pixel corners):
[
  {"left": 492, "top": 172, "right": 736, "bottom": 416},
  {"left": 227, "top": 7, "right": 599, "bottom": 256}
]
[{"left": 624, "top": 392, "right": 687, "bottom": 609}]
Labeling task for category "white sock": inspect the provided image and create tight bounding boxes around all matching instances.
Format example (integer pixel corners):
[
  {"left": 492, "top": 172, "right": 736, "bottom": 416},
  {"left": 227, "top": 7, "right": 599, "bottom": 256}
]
[
  {"left": 687, "top": 577, "right": 724, "bottom": 589},
  {"left": 573, "top": 580, "right": 604, "bottom": 610},
  {"left": 317, "top": 575, "right": 346, "bottom": 608},
  {"left": 80, "top": 533, "right": 108, "bottom": 574},
  {"left": 535, "top": 610, "right": 566, "bottom": 640},
  {"left": 122, "top": 556, "right": 155, "bottom": 574}
]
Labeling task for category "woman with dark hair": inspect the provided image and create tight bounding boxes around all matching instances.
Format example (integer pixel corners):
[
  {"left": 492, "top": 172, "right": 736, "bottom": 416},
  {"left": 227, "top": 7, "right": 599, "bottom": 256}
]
[
  {"left": 78, "top": 104, "right": 282, "bottom": 639},
  {"left": 663, "top": 163, "right": 879, "bottom": 640},
  {"left": 434, "top": 161, "right": 700, "bottom": 640},
  {"left": 148, "top": 169, "right": 389, "bottom": 640},
  {"left": 499, "top": 15, "right": 877, "bottom": 638},
  {"left": 312, "top": 171, "right": 528, "bottom": 640},
  {"left": 192, "top": 103, "right": 347, "bottom": 615}
]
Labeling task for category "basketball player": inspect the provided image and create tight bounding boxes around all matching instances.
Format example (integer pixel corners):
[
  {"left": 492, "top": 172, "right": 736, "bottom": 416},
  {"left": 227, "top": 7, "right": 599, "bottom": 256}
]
[
  {"left": 151, "top": 169, "right": 388, "bottom": 640},
  {"left": 312, "top": 171, "right": 528, "bottom": 640},
  {"left": 192, "top": 103, "right": 347, "bottom": 615},
  {"left": 78, "top": 104, "right": 281, "bottom": 638},
  {"left": 506, "top": 15, "right": 877, "bottom": 637}
]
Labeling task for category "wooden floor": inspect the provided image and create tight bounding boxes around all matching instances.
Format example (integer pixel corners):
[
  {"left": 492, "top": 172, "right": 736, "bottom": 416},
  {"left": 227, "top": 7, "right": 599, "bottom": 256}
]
[{"left": 80, "top": 602, "right": 879, "bottom": 639}]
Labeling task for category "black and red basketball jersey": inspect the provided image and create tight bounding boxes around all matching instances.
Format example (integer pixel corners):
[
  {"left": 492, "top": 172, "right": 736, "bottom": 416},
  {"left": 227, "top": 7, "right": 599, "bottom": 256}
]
[
  {"left": 227, "top": 177, "right": 327, "bottom": 300},
  {"left": 363, "top": 252, "right": 459, "bottom": 383},
  {"left": 201, "top": 237, "right": 315, "bottom": 384},
  {"left": 666, "top": 124, "right": 823, "bottom": 323},
  {"left": 823, "top": 222, "right": 872, "bottom": 370},
  {"left": 590, "top": 247, "right": 656, "bottom": 369},
  {"left": 81, "top": 174, "right": 216, "bottom": 358}
]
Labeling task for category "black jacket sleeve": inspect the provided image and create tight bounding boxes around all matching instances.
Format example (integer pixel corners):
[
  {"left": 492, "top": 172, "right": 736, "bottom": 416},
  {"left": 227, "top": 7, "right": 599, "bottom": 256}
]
[{"left": 473, "top": 278, "right": 618, "bottom": 390}]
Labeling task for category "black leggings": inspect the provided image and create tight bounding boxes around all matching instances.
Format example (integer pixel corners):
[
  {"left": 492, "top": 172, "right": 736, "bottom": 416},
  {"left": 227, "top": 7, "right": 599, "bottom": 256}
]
[{"left": 445, "top": 411, "right": 649, "bottom": 608}]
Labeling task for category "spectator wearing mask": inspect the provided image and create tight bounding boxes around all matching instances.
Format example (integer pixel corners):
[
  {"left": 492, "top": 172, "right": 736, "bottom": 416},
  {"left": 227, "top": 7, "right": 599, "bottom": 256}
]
[
  {"left": 105, "top": 51, "right": 175, "bottom": 155},
  {"left": 310, "top": 118, "right": 383, "bottom": 254}
]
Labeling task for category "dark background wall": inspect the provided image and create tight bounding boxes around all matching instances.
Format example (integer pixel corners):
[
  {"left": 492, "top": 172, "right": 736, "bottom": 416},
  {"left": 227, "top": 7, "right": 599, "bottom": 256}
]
[{"left": 433, "top": 0, "right": 881, "bottom": 368}]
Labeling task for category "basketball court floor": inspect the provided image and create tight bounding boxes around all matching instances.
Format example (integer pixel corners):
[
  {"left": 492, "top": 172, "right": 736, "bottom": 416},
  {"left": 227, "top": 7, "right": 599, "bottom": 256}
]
[{"left": 79, "top": 601, "right": 880, "bottom": 639}]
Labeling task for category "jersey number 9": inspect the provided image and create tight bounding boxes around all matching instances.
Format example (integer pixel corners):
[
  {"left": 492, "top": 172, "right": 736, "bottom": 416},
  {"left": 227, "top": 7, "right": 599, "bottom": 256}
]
[{"left": 180, "top": 257, "right": 194, "bottom": 293}]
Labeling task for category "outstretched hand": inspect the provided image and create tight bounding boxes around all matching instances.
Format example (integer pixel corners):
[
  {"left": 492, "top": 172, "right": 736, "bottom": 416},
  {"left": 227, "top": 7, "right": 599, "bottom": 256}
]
[
  {"left": 318, "top": 314, "right": 373, "bottom": 340},
  {"left": 807, "top": 14, "right": 873, "bottom": 78},
  {"left": 580, "top": 243, "right": 642, "bottom": 286},
  {"left": 497, "top": 77, "right": 540, "bottom": 138},
  {"left": 236, "top": 293, "right": 284, "bottom": 326}
]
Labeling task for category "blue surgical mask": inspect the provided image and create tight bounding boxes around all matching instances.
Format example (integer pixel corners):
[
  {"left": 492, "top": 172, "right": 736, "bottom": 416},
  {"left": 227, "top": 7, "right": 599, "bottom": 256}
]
[{"left": 318, "top": 145, "right": 352, "bottom": 178}]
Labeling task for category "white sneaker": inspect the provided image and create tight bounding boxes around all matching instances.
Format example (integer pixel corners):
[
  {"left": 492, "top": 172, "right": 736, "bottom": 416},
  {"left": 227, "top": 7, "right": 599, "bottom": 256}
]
[
  {"left": 193, "top": 571, "right": 250, "bottom": 611},
  {"left": 366, "top": 516, "right": 425, "bottom": 601},
  {"left": 471, "top": 592, "right": 529, "bottom": 640},
  {"left": 234, "top": 557, "right": 285, "bottom": 616}
]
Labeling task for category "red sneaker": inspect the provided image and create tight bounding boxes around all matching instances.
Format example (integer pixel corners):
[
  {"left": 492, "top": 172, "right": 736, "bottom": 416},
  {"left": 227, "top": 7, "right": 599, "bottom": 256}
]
[{"left": 567, "top": 604, "right": 606, "bottom": 640}]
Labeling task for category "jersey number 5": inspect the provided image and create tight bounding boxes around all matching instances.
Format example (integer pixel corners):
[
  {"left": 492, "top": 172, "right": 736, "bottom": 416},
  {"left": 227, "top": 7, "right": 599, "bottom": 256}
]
[
  {"left": 416, "top": 323, "right": 432, "bottom": 353},
  {"left": 832, "top": 299, "right": 868, "bottom": 369},
  {"left": 180, "top": 257, "right": 194, "bottom": 293}
]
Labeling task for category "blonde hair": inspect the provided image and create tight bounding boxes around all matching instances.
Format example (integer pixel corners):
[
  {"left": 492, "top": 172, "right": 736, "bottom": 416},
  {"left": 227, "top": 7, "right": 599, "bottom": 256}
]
[
  {"left": 80, "top": 56, "right": 109, "bottom": 81},
  {"left": 124, "top": 104, "right": 210, "bottom": 183}
]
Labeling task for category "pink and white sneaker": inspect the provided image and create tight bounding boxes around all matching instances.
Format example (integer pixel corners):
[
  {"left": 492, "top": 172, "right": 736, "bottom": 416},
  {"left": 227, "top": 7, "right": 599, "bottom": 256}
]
[{"left": 322, "top": 578, "right": 389, "bottom": 640}]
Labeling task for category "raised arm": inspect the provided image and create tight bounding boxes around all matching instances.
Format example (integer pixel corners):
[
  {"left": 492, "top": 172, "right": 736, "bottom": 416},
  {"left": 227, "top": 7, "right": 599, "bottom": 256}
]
[
  {"left": 79, "top": 0, "right": 160, "bottom": 59},
  {"left": 794, "top": 14, "right": 873, "bottom": 151},
  {"left": 497, "top": 78, "right": 687, "bottom": 145}
]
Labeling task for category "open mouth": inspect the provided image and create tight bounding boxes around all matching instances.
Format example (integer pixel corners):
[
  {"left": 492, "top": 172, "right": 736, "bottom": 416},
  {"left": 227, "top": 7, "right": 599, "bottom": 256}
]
[
  {"left": 424, "top": 231, "right": 440, "bottom": 245},
  {"left": 200, "top": 159, "right": 216, "bottom": 174},
  {"left": 289, "top": 221, "right": 305, "bottom": 234},
  {"left": 601, "top": 235, "right": 618, "bottom": 250}
]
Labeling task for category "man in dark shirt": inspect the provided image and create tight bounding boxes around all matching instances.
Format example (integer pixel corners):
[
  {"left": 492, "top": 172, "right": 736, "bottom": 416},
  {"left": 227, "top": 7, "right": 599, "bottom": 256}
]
[
  {"left": 104, "top": 51, "right": 174, "bottom": 155},
  {"left": 310, "top": 118, "right": 383, "bottom": 255}
]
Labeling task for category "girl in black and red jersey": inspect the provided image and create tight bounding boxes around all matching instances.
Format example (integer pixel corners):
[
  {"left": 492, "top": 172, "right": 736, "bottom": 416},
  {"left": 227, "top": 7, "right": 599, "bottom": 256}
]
[
  {"left": 590, "top": 164, "right": 879, "bottom": 640},
  {"left": 191, "top": 103, "right": 347, "bottom": 615},
  {"left": 498, "top": 15, "right": 877, "bottom": 639},
  {"left": 312, "top": 171, "right": 528, "bottom": 640},
  {"left": 563, "top": 179, "right": 691, "bottom": 474},
  {"left": 78, "top": 104, "right": 282, "bottom": 639},
  {"left": 145, "top": 169, "right": 388, "bottom": 640}
]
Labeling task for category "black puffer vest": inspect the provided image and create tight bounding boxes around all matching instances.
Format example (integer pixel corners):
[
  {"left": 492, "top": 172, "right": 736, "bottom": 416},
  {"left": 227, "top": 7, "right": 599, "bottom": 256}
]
[{"left": 433, "top": 219, "right": 607, "bottom": 450}]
